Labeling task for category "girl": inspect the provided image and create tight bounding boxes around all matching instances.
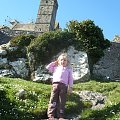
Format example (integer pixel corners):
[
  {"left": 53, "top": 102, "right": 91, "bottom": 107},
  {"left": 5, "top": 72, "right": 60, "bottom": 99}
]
[{"left": 46, "top": 53, "right": 73, "bottom": 120}]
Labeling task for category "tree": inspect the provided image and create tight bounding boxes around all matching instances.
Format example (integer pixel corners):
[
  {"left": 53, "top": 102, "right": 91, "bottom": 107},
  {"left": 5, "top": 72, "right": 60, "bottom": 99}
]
[{"left": 66, "top": 19, "right": 111, "bottom": 75}]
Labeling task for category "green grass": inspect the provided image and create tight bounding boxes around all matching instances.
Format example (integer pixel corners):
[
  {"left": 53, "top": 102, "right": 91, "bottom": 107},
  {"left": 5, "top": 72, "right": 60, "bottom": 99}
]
[
  {"left": 0, "top": 77, "right": 51, "bottom": 120},
  {"left": 0, "top": 77, "right": 120, "bottom": 120},
  {"left": 74, "top": 80, "right": 120, "bottom": 120}
]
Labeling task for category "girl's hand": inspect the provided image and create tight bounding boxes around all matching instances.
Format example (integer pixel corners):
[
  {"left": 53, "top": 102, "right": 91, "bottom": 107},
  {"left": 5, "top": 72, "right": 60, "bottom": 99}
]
[{"left": 53, "top": 61, "right": 58, "bottom": 66}]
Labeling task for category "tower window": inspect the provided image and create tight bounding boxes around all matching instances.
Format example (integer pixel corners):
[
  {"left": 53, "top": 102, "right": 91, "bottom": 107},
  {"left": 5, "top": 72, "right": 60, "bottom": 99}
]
[{"left": 46, "top": 1, "right": 48, "bottom": 3}]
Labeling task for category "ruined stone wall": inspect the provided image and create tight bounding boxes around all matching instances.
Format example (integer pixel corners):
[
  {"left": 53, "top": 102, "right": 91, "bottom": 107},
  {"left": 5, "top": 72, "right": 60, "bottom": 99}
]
[
  {"left": 93, "top": 42, "right": 120, "bottom": 81},
  {"left": 11, "top": 23, "right": 35, "bottom": 31},
  {"left": 0, "top": 31, "right": 12, "bottom": 45},
  {"left": 0, "top": 28, "right": 40, "bottom": 45}
]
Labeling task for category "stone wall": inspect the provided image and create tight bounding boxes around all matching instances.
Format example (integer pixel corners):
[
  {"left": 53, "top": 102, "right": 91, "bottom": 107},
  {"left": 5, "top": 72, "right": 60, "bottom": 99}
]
[
  {"left": 93, "top": 42, "right": 120, "bottom": 81},
  {"left": 11, "top": 23, "right": 35, "bottom": 31},
  {"left": 0, "top": 43, "right": 29, "bottom": 78},
  {"left": 0, "top": 27, "right": 40, "bottom": 45},
  {"left": 0, "top": 31, "right": 12, "bottom": 45}
]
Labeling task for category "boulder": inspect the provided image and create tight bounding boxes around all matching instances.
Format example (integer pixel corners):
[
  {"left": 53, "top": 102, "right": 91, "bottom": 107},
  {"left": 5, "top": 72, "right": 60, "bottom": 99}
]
[{"left": 33, "top": 46, "right": 90, "bottom": 82}]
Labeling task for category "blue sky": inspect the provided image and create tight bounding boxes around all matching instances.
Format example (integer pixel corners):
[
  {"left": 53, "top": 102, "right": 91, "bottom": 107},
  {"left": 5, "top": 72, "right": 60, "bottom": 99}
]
[{"left": 0, "top": 0, "right": 120, "bottom": 40}]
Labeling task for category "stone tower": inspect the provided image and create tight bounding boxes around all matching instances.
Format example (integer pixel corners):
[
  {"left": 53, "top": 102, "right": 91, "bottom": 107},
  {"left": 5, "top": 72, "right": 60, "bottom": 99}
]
[{"left": 34, "top": 0, "right": 58, "bottom": 33}]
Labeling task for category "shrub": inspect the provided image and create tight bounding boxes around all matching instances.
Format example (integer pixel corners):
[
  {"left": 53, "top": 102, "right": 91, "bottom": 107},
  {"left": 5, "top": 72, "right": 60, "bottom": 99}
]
[
  {"left": 27, "top": 31, "right": 74, "bottom": 65},
  {"left": 10, "top": 35, "right": 36, "bottom": 47},
  {"left": 7, "top": 35, "right": 36, "bottom": 60}
]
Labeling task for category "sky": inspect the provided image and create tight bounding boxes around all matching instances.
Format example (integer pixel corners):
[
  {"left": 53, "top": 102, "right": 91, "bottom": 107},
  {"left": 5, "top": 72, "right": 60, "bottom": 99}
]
[{"left": 0, "top": 0, "right": 120, "bottom": 41}]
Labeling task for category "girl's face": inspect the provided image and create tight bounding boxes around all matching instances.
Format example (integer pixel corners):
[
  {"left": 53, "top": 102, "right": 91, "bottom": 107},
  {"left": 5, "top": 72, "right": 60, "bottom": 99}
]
[{"left": 58, "top": 56, "right": 68, "bottom": 67}]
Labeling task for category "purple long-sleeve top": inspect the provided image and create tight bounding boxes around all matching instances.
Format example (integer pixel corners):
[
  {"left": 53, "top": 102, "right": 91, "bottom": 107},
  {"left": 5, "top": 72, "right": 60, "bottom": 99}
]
[{"left": 46, "top": 62, "right": 73, "bottom": 87}]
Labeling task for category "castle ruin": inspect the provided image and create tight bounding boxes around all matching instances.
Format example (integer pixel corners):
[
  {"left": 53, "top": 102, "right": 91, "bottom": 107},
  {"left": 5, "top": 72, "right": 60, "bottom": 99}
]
[
  {"left": 0, "top": 0, "right": 59, "bottom": 44},
  {"left": 1, "top": 0, "right": 120, "bottom": 81}
]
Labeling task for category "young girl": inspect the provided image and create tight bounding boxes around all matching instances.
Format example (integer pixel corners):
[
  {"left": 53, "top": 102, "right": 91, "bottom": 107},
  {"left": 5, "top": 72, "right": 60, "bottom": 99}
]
[{"left": 46, "top": 53, "right": 73, "bottom": 120}]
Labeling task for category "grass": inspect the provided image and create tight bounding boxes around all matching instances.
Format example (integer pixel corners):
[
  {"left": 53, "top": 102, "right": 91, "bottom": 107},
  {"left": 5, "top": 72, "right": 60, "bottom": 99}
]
[
  {"left": 0, "top": 77, "right": 120, "bottom": 120},
  {"left": 74, "top": 80, "right": 120, "bottom": 120},
  {"left": 0, "top": 77, "right": 51, "bottom": 120}
]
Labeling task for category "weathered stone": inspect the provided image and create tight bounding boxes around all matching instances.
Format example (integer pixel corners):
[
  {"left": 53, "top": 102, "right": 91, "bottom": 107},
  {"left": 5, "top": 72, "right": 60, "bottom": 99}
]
[
  {"left": 0, "top": 49, "right": 7, "bottom": 55},
  {"left": 0, "top": 69, "right": 14, "bottom": 77},
  {"left": 33, "top": 46, "right": 90, "bottom": 82},
  {"left": 17, "top": 89, "right": 26, "bottom": 99},
  {"left": 0, "top": 58, "right": 8, "bottom": 67},
  {"left": 67, "top": 46, "right": 90, "bottom": 82},
  {"left": 76, "top": 90, "right": 106, "bottom": 110},
  {"left": 9, "top": 58, "right": 29, "bottom": 78},
  {"left": 93, "top": 42, "right": 120, "bottom": 81},
  {"left": 8, "top": 46, "right": 18, "bottom": 52}
]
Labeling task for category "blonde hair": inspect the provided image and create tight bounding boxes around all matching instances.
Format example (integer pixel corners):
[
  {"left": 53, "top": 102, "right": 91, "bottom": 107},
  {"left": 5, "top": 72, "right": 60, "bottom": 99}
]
[
  {"left": 57, "top": 53, "right": 68, "bottom": 60},
  {"left": 57, "top": 53, "right": 70, "bottom": 66}
]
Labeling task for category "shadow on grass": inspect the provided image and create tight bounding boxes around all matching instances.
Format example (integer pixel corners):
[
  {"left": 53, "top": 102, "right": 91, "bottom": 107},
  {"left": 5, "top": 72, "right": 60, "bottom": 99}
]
[
  {"left": 0, "top": 78, "right": 9, "bottom": 84},
  {"left": 0, "top": 89, "right": 47, "bottom": 120},
  {"left": 0, "top": 90, "right": 84, "bottom": 120},
  {"left": 64, "top": 93, "right": 84, "bottom": 119},
  {"left": 81, "top": 103, "right": 120, "bottom": 120},
  {"left": 41, "top": 93, "right": 84, "bottom": 119}
]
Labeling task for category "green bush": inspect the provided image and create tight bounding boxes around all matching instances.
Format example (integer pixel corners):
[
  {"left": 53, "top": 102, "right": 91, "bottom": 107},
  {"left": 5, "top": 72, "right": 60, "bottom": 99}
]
[
  {"left": 10, "top": 35, "right": 35, "bottom": 47},
  {"left": 27, "top": 31, "right": 74, "bottom": 64},
  {"left": 7, "top": 35, "right": 35, "bottom": 60},
  {"left": 7, "top": 48, "right": 26, "bottom": 61}
]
